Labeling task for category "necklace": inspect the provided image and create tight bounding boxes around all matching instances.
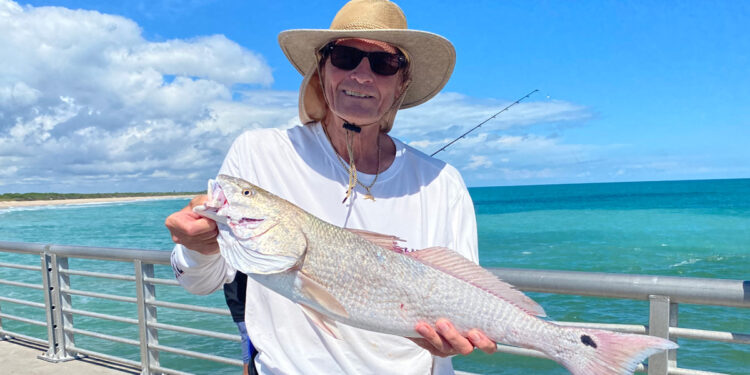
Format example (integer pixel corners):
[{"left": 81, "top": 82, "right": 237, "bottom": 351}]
[
  {"left": 323, "top": 123, "right": 381, "bottom": 203},
  {"left": 336, "top": 132, "right": 381, "bottom": 202}
]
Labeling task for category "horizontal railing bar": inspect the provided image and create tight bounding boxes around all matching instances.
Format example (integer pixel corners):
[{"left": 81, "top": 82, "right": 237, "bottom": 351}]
[
  {"left": 63, "top": 307, "right": 139, "bottom": 325},
  {"left": 51, "top": 244, "right": 170, "bottom": 265},
  {"left": 149, "top": 299, "right": 231, "bottom": 316},
  {"left": 0, "top": 330, "right": 49, "bottom": 346},
  {"left": 0, "top": 261, "right": 40, "bottom": 271},
  {"left": 555, "top": 321, "right": 647, "bottom": 334},
  {"left": 669, "top": 367, "right": 729, "bottom": 375},
  {"left": 67, "top": 345, "right": 143, "bottom": 369},
  {"left": 67, "top": 327, "right": 140, "bottom": 347},
  {"left": 0, "top": 312, "right": 47, "bottom": 327},
  {"left": 150, "top": 364, "right": 194, "bottom": 375},
  {"left": 150, "top": 343, "right": 242, "bottom": 367},
  {"left": 0, "top": 241, "right": 48, "bottom": 255},
  {"left": 150, "top": 321, "right": 241, "bottom": 342},
  {"left": 62, "top": 287, "right": 137, "bottom": 304},
  {"left": 0, "top": 295, "right": 46, "bottom": 309},
  {"left": 0, "top": 279, "right": 44, "bottom": 290},
  {"left": 61, "top": 268, "right": 135, "bottom": 282},
  {"left": 670, "top": 327, "right": 750, "bottom": 345},
  {"left": 144, "top": 276, "right": 180, "bottom": 286},
  {"left": 0, "top": 241, "right": 171, "bottom": 265},
  {"left": 492, "top": 268, "right": 750, "bottom": 308}
]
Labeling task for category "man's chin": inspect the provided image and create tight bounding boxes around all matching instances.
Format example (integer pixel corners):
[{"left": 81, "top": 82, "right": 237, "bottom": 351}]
[{"left": 332, "top": 110, "right": 383, "bottom": 126}]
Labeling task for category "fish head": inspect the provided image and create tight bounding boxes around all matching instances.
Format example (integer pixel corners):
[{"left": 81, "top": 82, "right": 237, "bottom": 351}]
[{"left": 194, "top": 174, "right": 308, "bottom": 274}]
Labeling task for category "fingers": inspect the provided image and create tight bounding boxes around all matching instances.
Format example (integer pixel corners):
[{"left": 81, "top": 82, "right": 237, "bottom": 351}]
[
  {"left": 467, "top": 329, "right": 497, "bottom": 354},
  {"left": 415, "top": 322, "right": 451, "bottom": 354},
  {"left": 188, "top": 194, "right": 208, "bottom": 209},
  {"left": 165, "top": 206, "right": 219, "bottom": 254},
  {"left": 434, "top": 319, "right": 474, "bottom": 355},
  {"left": 413, "top": 320, "right": 497, "bottom": 357}
]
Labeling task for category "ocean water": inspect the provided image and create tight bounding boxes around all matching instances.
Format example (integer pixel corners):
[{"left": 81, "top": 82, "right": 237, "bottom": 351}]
[{"left": 0, "top": 179, "right": 748, "bottom": 374}]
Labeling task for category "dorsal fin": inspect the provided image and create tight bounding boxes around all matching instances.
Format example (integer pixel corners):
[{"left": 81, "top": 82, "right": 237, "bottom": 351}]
[
  {"left": 405, "top": 247, "right": 546, "bottom": 317},
  {"left": 345, "top": 228, "right": 406, "bottom": 252}
]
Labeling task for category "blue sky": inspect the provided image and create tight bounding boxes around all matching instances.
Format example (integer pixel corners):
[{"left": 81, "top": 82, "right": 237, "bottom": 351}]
[{"left": 1, "top": 0, "right": 748, "bottom": 192}]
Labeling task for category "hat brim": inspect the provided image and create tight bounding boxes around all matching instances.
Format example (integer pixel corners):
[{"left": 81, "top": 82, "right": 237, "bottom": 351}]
[{"left": 278, "top": 29, "right": 455, "bottom": 109}]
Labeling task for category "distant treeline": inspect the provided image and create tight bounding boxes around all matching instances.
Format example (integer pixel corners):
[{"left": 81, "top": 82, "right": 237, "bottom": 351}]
[{"left": 0, "top": 192, "right": 205, "bottom": 202}]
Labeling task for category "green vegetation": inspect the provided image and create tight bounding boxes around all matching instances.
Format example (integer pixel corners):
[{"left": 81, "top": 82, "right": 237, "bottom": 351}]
[{"left": 0, "top": 192, "right": 205, "bottom": 202}]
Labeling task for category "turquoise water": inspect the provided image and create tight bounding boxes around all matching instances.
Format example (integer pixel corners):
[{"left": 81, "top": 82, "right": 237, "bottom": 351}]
[{"left": 1, "top": 179, "right": 748, "bottom": 374}]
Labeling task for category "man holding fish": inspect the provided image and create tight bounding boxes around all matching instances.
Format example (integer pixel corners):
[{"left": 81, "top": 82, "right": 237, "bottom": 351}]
[
  {"left": 166, "top": 1, "right": 675, "bottom": 374},
  {"left": 167, "top": 1, "right": 495, "bottom": 373}
]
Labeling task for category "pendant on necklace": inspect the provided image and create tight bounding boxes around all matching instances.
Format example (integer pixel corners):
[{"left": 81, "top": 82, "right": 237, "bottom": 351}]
[{"left": 364, "top": 194, "right": 375, "bottom": 201}]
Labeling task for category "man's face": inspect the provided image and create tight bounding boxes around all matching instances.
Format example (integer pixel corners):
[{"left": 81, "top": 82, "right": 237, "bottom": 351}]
[{"left": 321, "top": 38, "right": 405, "bottom": 126}]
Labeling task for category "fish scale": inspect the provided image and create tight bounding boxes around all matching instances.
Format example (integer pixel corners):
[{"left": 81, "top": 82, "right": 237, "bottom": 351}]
[{"left": 196, "top": 174, "right": 678, "bottom": 375}]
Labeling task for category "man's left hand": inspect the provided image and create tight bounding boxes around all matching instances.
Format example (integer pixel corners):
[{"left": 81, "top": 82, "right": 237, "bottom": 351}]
[{"left": 411, "top": 319, "right": 497, "bottom": 356}]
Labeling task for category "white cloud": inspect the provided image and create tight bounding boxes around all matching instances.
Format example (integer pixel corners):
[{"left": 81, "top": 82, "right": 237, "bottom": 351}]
[
  {"left": 394, "top": 94, "right": 598, "bottom": 185},
  {"left": 394, "top": 92, "right": 590, "bottom": 141},
  {"left": 0, "top": 0, "right": 282, "bottom": 193},
  {"left": 466, "top": 155, "right": 492, "bottom": 170}
]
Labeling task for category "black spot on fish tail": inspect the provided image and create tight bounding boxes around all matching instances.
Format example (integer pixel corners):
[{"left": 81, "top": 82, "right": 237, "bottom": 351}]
[{"left": 581, "top": 334, "right": 597, "bottom": 348}]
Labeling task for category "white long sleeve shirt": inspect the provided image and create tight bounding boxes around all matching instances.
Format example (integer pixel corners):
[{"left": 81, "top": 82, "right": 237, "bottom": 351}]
[{"left": 171, "top": 123, "right": 478, "bottom": 375}]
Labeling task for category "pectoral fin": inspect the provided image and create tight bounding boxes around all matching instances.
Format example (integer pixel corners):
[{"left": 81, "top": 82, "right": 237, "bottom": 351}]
[
  {"left": 296, "top": 271, "right": 349, "bottom": 318},
  {"left": 298, "top": 303, "right": 343, "bottom": 340}
]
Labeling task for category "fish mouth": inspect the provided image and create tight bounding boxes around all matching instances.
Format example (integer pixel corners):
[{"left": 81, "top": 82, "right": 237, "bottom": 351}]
[
  {"left": 210, "top": 179, "right": 229, "bottom": 211},
  {"left": 196, "top": 179, "right": 229, "bottom": 220},
  {"left": 201, "top": 178, "right": 269, "bottom": 238}
]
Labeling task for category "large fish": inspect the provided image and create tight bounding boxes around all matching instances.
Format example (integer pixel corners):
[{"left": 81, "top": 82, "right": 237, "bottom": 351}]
[{"left": 195, "top": 174, "right": 677, "bottom": 375}]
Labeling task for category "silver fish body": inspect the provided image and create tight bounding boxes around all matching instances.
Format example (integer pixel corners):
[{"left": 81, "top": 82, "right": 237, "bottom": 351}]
[{"left": 196, "top": 174, "right": 677, "bottom": 375}]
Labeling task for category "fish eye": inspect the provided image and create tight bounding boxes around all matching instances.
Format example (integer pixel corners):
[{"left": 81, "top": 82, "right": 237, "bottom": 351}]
[{"left": 242, "top": 189, "right": 253, "bottom": 196}]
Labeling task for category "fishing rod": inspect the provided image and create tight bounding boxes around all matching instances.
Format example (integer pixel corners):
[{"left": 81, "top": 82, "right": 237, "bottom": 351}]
[{"left": 430, "top": 89, "right": 539, "bottom": 157}]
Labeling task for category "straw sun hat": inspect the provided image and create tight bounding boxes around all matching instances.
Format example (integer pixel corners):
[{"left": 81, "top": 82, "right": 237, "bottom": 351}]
[{"left": 278, "top": 0, "right": 456, "bottom": 127}]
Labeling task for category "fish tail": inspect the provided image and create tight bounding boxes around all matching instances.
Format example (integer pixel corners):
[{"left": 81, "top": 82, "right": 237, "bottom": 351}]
[{"left": 555, "top": 327, "right": 678, "bottom": 375}]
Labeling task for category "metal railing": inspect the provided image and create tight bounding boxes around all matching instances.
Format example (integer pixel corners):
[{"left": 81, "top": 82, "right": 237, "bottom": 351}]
[
  {"left": 0, "top": 240, "right": 748, "bottom": 375},
  {"left": 0, "top": 241, "right": 239, "bottom": 375}
]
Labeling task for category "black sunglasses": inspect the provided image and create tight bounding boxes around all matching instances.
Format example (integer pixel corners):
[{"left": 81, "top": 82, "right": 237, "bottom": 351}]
[{"left": 319, "top": 43, "right": 407, "bottom": 76}]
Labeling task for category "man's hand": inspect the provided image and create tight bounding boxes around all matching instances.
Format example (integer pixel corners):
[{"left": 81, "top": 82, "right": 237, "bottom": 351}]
[
  {"left": 165, "top": 195, "right": 219, "bottom": 254},
  {"left": 412, "top": 319, "right": 497, "bottom": 356}
]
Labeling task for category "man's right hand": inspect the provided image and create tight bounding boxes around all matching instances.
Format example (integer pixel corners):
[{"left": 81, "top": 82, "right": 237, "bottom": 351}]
[{"left": 165, "top": 195, "right": 220, "bottom": 254}]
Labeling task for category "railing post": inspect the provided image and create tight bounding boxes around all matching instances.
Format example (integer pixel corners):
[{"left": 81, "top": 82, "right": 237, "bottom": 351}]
[
  {"left": 39, "top": 251, "right": 75, "bottom": 362},
  {"left": 0, "top": 287, "right": 3, "bottom": 338},
  {"left": 648, "top": 295, "right": 677, "bottom": 375},
  {"left": 39, "top": 251, "right": 59, "bottom": 359},
  {"left": 135, "top": 260, "right": 159, "bottom": 374}
]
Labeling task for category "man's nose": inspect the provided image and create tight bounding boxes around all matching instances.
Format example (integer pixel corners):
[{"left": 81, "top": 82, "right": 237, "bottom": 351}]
[{"left": 349, "top": 57, "right": 375, "bottom": 83}]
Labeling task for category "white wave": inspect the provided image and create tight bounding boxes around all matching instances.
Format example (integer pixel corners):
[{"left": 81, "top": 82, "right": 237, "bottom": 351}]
[
  {"left": 0, "top": 197, "right": 190, "bottom": 213},
  {"left": 669, "top": 258, "right": 701, "bottom": 268}
]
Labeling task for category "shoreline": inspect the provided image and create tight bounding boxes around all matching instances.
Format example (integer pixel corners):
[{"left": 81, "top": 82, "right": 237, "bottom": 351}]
[{"left": 0, "top": 194, "right": 196, "bottom": 210}]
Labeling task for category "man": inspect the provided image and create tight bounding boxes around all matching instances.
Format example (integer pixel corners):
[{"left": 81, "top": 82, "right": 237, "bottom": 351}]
[{"left": 166, "top": 0, "right": 496, "bottom": 373}]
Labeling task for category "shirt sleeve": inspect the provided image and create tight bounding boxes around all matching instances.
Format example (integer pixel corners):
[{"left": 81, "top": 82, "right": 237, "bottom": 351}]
[{"left": 171, "top": 244, "right": 236, "bottom": 295}]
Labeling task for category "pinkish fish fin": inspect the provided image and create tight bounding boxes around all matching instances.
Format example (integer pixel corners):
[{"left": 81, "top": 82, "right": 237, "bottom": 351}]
[
  {"left": 296, "top": 271, "right": 349, "bottom": 318},
  {"left": 555, "top": 327, "right": 678, "bottom": 375},
  {"left": 298, "top": 303, "right": 343, "bottom": 340},
  {"left": 345, "top": 228, "right": 406, "bottom": 252},
  {"left": 405, "top": 247, "right": 546, "bottom": 317}
]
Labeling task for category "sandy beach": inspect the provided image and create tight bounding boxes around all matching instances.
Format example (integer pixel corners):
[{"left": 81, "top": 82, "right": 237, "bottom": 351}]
[{"left": 0, "top": 194, "right": 197, "bottom": 210}]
